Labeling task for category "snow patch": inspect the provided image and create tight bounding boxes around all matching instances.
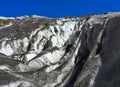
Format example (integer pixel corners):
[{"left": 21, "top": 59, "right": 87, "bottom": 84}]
[
  {"left": 0, "top": 23, "right": 13, "bottom": 29},
  {"left": 0, "top": 65, "right": 10, "bottom": 70},
  {"left": 1, "top": 81, "right": 22, "bottom": 87},
  {"left": 32, "top": 15, "right": 48, "bottom": 18},
  {"left": 0, "top": 41, "right": 14, "bottom": 56},
  {"left": 0, "top": 16, "right": 15, "bottom": 20},
  {"left": 16, "top": 15, "right": 29, "bottom": 19}
]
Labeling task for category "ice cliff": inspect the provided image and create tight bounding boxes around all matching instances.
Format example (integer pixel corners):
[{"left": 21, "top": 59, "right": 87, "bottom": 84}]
[{"left": 0, "top": 12, "right": 120, "bottom": 87}]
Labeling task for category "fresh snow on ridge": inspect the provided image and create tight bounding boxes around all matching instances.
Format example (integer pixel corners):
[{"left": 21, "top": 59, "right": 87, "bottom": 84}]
[{"left": 0, "top": 16, "right": 15, "bottom": 20}]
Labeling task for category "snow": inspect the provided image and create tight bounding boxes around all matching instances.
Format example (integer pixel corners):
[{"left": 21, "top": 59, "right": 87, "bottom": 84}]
[
  {"left": 1, "top": 81, "right": 22, "bottom": 87},
  {"left": 45, "top": 64, "right": 59, "bottom": 72},
  {"left": 102, "top": 12, "right": 120, "bottom": 18},
  {"left": 0, "top": 23, "right": 13, "bottom": 29},
  {"left": 0, "top": 41, "right": 14, "bottom": 56},
  {"left": 89, "top": 55, "right": 102, "bottom": 87},
  {"left": 0, "top": 16, "right": 15, "bottom": 20},
  {"left": 0, "top": 65, "right": 9, "bottom": 70},
  {"left": 1, "top": 81, "right": 33, "bottom": 87},
  {"left": 16, "top": 15, "right": 29, "bottom": 19},
  {"left": 32, "top": 15, "right": 48, "bottom": 18},
  {"left": 87, "top": 16, "right": 104, "bottom": 28},
  {"left": 60, "top": 21, "right": 76, "bottom": 43},
  {"left": 27, "top": 50, "right": 64, "bottom": 71},
  {"left": 25, "top": 53, "right": 37, "bottom": 61},
  {"left": 45, "top": 50, "right": 64, "bottom": 64},
  {"left": 56, "top": 20, "right": 63, "bottom": 25},
  {"left": 22, "top": 37, "right": 29, "bottom": 51}
]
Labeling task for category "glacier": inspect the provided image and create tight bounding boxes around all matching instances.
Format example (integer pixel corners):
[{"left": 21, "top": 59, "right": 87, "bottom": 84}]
[{"left": 0, "top": 13, "right": 120, "bottom": 87}]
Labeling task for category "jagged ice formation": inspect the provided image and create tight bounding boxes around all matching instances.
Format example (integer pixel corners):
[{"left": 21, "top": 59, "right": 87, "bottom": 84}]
[{"left": 0, "top": 13, "right": 120, "bottom": 87}]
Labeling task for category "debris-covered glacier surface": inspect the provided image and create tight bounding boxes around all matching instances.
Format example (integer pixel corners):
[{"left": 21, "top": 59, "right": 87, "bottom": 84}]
[{"left": 0, "top": 12, "right": 120, "bottom": 87}]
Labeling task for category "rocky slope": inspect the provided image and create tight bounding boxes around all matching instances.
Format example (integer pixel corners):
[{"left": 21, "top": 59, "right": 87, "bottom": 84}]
[{"left": 0, "top": 12, "right": 120, "bottom": 87}]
